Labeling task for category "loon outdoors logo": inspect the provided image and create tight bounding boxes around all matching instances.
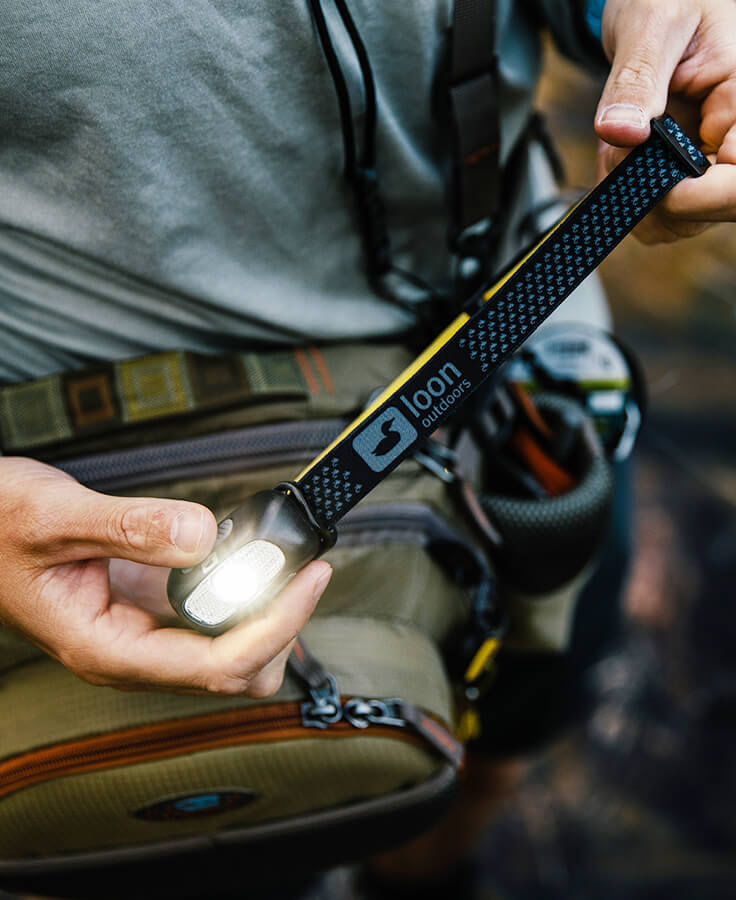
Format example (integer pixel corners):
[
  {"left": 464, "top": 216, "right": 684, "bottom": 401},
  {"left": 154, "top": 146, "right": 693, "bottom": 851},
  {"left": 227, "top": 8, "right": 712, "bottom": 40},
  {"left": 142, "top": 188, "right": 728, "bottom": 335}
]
[
  {"left": 398, "top": 362, "right": 472, "bottom": 429},
  {"left": 352, "top": 363, "right": 471, "bottom": 472},
  {"left": 352, "top": 407, "right": 418, "bottom": 472}
]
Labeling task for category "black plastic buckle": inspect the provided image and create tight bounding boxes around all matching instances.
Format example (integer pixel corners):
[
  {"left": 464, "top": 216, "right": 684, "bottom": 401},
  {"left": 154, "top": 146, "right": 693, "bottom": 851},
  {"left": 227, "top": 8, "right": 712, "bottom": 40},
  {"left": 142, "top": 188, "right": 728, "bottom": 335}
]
[
  {"left": 474, "top": 383, "right": 517, "bottom": 448},
  {"left": 413, "top": 439, "right": 458, "bottom": 485}
]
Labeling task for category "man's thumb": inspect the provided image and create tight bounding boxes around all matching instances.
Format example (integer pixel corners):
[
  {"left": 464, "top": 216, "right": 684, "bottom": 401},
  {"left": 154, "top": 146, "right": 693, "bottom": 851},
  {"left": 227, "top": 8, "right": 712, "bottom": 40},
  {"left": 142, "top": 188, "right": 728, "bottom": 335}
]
[
  {"left": 594, "top": 3, "right": 695, "bottom": 147},
  {"left": 52, "top": 486, "right": 218, "bottom": 568}
]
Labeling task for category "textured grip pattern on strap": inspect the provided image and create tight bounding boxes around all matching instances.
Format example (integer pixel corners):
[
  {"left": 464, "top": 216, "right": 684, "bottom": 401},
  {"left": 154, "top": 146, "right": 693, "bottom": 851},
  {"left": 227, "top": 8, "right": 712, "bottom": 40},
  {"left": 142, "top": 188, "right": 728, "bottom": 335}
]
[
  {"left": 655, "top": 114, "right": 710, "bottom": 174},
  {"left": 455, "top": 132, "right": 699, "bottom": 372},
  {"left": 300, "top": 455, "right": 364, "bottom": 524},
  {"left": 298, "top": 116, "right": 707, "bottom": 529}
]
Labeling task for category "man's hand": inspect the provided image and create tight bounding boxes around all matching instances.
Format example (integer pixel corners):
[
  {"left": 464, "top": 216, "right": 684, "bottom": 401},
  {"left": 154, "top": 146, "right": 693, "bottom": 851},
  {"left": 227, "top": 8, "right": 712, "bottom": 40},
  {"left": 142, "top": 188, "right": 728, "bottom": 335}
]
[
  {"left": 594, "top": 0, "right": 736, "bottom": 243},
  {"left": 0, "top": 458, "right": 331, "bottom": 696}
]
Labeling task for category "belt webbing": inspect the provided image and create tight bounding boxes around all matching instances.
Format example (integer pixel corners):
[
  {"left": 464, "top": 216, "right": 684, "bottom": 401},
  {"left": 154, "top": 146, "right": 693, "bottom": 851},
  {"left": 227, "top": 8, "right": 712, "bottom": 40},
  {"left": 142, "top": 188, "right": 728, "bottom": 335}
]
[
  {"left": 295, "top": 116, "right": 709, "bottom": 529},
  {"left": 0, "top": 349, "right": 311, "bottom": 455}
]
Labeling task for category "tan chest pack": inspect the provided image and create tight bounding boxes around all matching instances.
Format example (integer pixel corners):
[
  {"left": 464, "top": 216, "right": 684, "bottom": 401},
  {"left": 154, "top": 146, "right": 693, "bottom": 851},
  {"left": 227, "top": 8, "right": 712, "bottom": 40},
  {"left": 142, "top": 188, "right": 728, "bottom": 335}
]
[
  {"left": 0, "top": 343, "right": 489, "bottom": 899},
  {"left": 0, "top": 336, "right": 618, "bottom": 899}
]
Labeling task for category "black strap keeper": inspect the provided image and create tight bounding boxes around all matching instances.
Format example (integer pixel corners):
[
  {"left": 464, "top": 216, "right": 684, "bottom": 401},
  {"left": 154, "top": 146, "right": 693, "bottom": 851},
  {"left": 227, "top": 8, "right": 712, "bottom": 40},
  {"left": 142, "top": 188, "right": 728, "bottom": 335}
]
[{"left": 275, "top": 481, "right": 338, "bottom": 553}]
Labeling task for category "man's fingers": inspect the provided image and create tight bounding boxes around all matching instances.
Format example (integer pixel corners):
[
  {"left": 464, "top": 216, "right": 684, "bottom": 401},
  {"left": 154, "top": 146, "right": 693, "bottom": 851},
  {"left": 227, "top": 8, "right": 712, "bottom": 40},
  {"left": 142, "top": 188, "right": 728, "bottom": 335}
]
[
  {"left": 245, "top": 640, "right": 297, "bottom": 700},
  {"left": 208, "top": 561, "right": 332, "bottom": 694},
  {"left": 35, "top": 483, "right": 217, "bottom": 568},
  {"left": 630, "top": 165, "right": 732, "bottom": 244},
  {"left": 632, "top": 215, "right": 712, "bottom": 246},
  {"left": 595, "top": 1, "right": 697, "bottom": 146},
  {"left": 596, "top": 142, "right": 731, "bottom": 244},
  {"left": 0, "top": 458, "right": 216, "bottom": 569},
  {"left": 8, "top": 456, "right": 330, "bottom": 697},
  {"left": 701, "top": 78, "right": 736, "bottom": 152},
  {"left": 596, "top": 140, "right": 629, "bottom": 182},
  {"left": 108, "top": 559, "right": 176, "bottom": 620},
  {"left": 716, "top": 123, "right": 736, "bottom": 166},
  {"left": 658, "top": 163, "right": 736, "bottom": 221},
  {"left": 88, "top": 493, "right": 217, "bottom": 567},
  {"left": 70, "top": 561, "right": 332, "bottom": 695}
]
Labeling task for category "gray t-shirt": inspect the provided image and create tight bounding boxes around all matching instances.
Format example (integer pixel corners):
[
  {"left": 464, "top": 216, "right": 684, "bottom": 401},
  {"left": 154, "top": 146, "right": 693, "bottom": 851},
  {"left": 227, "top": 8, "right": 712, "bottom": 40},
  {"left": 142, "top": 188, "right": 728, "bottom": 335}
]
[{"left": 0, "top": 1, "right": 603, "bottom": 381}]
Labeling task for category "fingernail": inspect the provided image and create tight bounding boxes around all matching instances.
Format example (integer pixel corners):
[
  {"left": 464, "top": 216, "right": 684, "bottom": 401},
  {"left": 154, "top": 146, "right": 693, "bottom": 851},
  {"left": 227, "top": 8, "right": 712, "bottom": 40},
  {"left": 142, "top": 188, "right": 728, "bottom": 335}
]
[
  {"left": 597, "top": 103, "right": 647, "bottom": 128},
  {"left": 170, "top": 510, "right": 205, "bottom": 553},
  {"left": 313, "top": 565, "right": 332, "bottom": 602}
]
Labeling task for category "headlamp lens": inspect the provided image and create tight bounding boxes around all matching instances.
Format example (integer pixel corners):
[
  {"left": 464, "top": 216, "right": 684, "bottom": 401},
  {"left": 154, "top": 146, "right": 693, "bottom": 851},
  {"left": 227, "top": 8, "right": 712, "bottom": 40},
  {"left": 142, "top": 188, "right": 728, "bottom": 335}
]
[
  {"left": 169, "top": 488, "right": 329, "bottom": 633},
  {"left": 182, "top": 539, "right": 286, "bottom": 628}
]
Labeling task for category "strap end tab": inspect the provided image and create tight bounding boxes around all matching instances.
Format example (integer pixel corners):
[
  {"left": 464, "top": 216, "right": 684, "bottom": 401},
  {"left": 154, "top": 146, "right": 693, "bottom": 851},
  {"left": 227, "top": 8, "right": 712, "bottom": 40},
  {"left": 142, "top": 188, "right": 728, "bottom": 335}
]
[{"left": 651, "top": 115, "right": 710, "bottom": 177}]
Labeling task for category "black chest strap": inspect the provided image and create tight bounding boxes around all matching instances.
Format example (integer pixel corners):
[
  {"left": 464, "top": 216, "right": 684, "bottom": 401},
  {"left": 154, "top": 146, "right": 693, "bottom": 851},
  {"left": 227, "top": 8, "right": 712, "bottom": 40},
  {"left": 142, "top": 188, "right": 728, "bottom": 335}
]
[{"left": 449, "top": 0, "right": 501, "bottom": 240}]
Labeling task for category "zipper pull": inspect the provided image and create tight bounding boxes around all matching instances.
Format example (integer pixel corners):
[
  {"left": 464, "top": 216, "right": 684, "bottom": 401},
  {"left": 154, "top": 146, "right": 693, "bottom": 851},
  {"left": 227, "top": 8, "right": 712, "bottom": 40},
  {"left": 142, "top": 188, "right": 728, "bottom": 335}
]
[
  {"left": 291, "top": 639, "right": 464, "bottom": 770},
  {"left": 342, "top": 698, "right": 406, "bottom": 729},
  {"left": 291, "top": 639, "right": 343, "bottom": 728},
  {"left": 300, "top": 672, "right": 343, "bottom": 729}
]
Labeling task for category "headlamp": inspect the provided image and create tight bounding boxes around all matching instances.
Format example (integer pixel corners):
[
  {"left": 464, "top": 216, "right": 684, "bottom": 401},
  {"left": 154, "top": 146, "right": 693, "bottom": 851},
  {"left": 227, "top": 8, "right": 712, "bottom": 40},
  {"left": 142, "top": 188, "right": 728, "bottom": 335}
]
[
  {"left": 168, "top": 116, "right": 708, "bottom": 634},
  {"left": 167, "top": 485, "right": 335, "bottom": 634}
]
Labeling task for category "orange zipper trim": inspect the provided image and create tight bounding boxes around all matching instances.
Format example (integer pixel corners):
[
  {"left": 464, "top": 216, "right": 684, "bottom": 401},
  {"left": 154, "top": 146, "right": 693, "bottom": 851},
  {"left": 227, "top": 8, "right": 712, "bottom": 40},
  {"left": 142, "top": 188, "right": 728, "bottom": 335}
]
[{"left": 0, "top": 701, "right": 424, "bottom": 801}]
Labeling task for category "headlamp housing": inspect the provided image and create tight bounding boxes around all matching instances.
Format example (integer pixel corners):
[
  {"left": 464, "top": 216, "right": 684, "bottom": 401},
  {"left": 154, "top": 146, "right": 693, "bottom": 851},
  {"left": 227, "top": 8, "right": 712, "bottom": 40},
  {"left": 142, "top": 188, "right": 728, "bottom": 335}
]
[{"left": 167, "top": 488, "right": 331, "bottom": 635}]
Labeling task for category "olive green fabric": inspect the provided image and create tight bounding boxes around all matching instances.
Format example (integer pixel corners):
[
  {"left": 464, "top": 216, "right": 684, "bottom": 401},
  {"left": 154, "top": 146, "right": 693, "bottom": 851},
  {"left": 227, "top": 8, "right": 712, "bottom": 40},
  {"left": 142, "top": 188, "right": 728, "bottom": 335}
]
[
  {"left": 0, "top": 339, "right": 470, "bottom": 860},
  {"left": 0, "top": 338, "right": 603, "bottom": 860},
  {"left": 0, "top": 450, "right": 468, "bottom": 859},
  {"left": 0, "top": 739, "right": 438, "bottom": 858},
  {"left": 0, "top": 617, "right": 450, "bottom": 859},
  {"left": 501, "top": 564, "right": 595, "bottom": 652}
]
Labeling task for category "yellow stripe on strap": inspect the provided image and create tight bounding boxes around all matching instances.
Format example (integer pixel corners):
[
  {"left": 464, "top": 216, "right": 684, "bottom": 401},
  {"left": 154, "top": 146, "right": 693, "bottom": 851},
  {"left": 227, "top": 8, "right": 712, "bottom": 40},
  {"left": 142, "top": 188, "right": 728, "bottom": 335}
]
[
  {"left": 296, "top": 311, "right": 471, "bottom": 479},
  {"left": 296, "top": 193, "right": 590, "bottom": 482}
]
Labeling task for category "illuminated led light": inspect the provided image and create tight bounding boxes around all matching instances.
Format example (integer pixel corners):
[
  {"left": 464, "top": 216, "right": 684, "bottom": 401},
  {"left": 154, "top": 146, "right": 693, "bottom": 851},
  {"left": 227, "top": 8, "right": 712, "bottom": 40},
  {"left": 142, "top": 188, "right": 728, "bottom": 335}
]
[{"left": 183, "top": 540, "right": 286, "bottom": 627}]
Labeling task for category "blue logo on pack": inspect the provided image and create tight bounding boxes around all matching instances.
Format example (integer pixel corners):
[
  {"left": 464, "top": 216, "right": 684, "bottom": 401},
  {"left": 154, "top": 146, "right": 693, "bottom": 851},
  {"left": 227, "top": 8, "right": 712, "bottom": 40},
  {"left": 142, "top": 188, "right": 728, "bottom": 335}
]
[
  {"left": 352, "top": 407, "right": 418, "bottom": 472},
  {"left": 133, "top": 790, "right": 256, "bottom": 821},
  {"left": 174, "top": 794, "right": 222, "bottom": 813}
]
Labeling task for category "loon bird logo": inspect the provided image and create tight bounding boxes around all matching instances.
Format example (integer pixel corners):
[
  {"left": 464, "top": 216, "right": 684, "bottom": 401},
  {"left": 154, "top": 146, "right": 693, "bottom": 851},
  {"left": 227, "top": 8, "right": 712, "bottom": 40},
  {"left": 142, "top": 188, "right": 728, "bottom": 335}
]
[
  {"left": 371, "top": 417, "right": 402, "bottom": 457},
  {"left": 352, "top": 407, "right": 418, "bottom": 473}
]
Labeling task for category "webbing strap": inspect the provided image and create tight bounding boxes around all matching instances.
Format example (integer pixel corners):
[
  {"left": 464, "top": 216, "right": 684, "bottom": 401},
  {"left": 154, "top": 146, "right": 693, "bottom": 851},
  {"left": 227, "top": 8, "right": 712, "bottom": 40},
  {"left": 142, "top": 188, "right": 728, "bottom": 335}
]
[
  {"left": 452, "top": 0, "right": 497, "bottom": 83},
  {"left": 0, "top": 349, "right": 312, "bottom": 454},
  {"left": 449, "top": 0, "right": 501, "bottom": 233},
  {"left": 295, "top": 116, "right": 709, "bottom": 528}
]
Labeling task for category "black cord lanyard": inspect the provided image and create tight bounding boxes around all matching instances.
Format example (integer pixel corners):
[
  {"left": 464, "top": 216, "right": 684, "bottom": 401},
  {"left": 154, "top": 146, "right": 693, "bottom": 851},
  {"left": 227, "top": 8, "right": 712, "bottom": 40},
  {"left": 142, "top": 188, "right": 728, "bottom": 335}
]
[
  {"left": 290, "top": 116, "right": 709, "bottom": 531},
  {"left": 307, "top": 0, "right": 430, "bottom": 311},
  {"left": 308, "top": 0, "right": 501, "bottom": 327}
]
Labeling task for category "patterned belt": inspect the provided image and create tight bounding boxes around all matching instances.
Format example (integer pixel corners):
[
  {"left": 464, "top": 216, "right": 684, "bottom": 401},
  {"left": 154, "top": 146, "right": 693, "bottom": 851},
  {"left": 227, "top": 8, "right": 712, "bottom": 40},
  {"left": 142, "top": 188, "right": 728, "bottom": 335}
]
[{"left": 0, "top": 347, "right": 331, "bottom": 457}]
